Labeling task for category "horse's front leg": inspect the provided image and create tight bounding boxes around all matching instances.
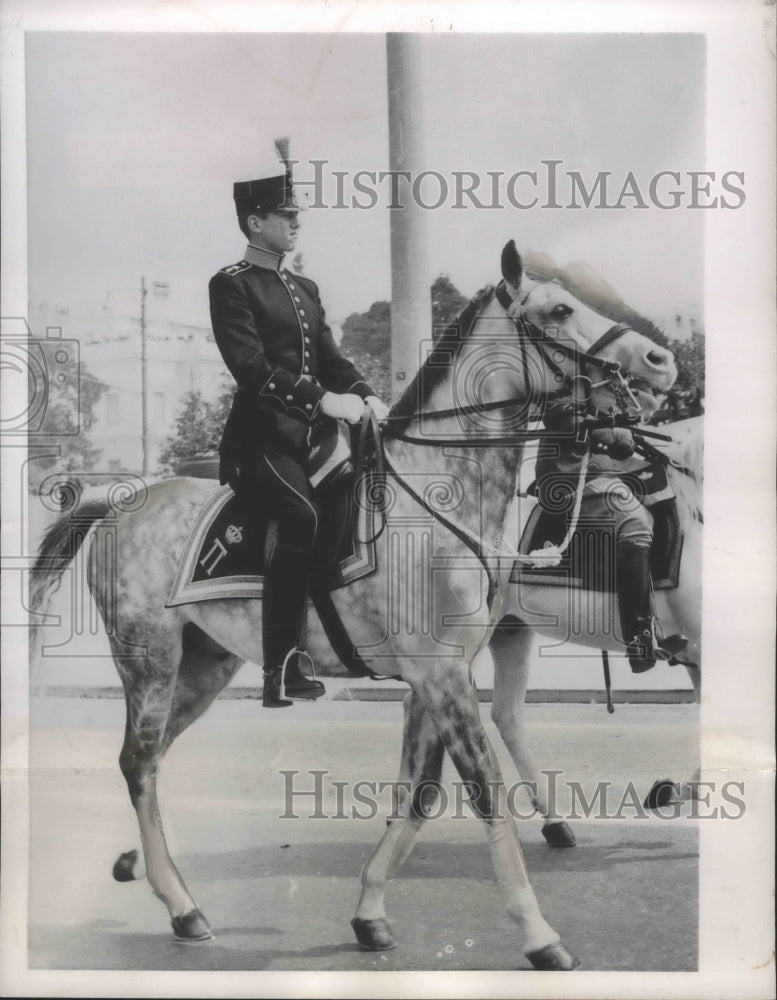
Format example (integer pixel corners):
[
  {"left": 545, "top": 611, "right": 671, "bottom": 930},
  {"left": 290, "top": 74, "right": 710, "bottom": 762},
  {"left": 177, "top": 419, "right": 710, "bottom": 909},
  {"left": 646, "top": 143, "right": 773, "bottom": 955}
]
[
  {"left": 414, "top": 660, "right": 579, "bottom": 969},
  {"left": 489, "top": 618, "right": 576, "bottom": 847},
  {"left": 352, "top": 688, "right": 445, "bottom": 951}
]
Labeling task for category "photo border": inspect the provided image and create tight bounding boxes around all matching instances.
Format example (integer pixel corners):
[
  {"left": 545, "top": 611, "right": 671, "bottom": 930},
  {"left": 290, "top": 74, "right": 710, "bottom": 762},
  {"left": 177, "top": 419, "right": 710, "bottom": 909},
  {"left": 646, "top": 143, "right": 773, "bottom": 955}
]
[{"left": 2, "top": 2, "right": 774, "bottom": 998}]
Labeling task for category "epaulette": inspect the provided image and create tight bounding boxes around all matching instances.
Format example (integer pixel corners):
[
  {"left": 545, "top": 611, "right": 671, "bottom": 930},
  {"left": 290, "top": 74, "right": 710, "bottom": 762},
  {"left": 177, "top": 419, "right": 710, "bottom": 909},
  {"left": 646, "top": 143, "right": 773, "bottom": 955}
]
[{"left": 219, "top": 260, "right": 252, "bottom": 276}]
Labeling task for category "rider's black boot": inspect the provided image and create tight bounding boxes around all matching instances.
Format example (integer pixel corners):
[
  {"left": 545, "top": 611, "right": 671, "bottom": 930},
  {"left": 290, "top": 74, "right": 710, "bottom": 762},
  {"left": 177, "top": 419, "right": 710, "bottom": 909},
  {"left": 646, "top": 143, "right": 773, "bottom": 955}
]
[
  {"left": 262, "top": 543, "right": 325, "bottom": 708},
  {"left": 617, "top": 542, "right": 658, "bottom": 673},
  {"left": 262, "top": 651, "right": 323, "bottom": 708}
]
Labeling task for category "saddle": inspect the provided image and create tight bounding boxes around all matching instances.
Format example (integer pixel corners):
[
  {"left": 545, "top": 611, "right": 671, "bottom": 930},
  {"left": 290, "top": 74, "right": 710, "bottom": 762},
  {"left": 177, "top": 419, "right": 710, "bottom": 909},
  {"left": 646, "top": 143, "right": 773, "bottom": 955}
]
[
  {"left": 166, "top": 418, "right": 387, "bottom": 676},
  {"left": 166, "top": 472, "right": 380, "bottom": 607},
  {"left": 511, "top": 461, "right": 683, "bottom": 590}
]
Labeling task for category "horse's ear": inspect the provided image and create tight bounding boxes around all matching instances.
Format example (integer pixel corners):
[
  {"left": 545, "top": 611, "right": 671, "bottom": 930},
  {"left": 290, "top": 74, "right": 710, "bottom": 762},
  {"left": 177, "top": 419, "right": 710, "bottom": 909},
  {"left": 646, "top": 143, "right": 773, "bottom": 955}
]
[{"left": 501, "top": 240, "right": 523, "bottom": 293}]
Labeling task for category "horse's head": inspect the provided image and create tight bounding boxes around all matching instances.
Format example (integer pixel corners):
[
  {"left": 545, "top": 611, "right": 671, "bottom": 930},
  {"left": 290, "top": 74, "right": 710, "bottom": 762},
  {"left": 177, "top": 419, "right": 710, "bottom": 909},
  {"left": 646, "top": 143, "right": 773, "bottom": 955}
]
[{"left": 499, "top": 239, "right": 677, "bottom": 419}]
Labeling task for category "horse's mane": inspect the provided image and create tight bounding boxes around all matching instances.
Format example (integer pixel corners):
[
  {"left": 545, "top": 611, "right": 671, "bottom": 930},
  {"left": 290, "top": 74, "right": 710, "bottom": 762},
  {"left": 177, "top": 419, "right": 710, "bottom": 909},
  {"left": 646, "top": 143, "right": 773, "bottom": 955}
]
[
  {"left": 665, "top": 419, "right": 703, "bottom": 524},
  {"left": 384, "top": 284, "right": 495, "bottom": 439},
  {"left": 521, "top": 251, "right": 667, "bottom": 345}
]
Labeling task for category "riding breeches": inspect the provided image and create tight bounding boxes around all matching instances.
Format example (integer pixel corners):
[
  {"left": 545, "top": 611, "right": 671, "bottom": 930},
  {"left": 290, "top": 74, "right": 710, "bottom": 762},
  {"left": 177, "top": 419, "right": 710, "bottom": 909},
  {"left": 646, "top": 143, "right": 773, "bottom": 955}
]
[
  {"left": 581, "top": 477, "right": 654, "bottom": 548},
  {"left": 237, "top": 451, "right": 319, "bottom": 553},
  {"left": 235, "top": 451, "right": 350, "bottom": 668}
]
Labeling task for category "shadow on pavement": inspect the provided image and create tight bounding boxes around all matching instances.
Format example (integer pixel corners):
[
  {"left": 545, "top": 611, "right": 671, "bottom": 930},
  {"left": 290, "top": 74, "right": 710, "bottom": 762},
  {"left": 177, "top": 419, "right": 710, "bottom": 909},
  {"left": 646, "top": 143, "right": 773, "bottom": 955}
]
[{"left": 179, "top": 829, "right": 697, "bottom": 882}]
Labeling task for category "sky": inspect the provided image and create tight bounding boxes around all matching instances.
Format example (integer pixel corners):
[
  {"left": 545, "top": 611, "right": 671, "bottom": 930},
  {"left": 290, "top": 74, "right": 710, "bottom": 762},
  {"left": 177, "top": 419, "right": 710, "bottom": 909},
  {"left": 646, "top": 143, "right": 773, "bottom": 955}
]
[{"left": 26, "top": 31, "right": 705, "bottom": 332}]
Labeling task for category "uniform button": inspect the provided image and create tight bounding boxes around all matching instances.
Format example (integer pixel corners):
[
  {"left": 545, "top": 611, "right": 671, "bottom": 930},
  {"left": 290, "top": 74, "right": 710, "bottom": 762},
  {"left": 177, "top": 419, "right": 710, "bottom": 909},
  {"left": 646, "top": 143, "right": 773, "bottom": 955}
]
[
  {"left": 299, "top": 309, "right": 305, "bottom": 316},
  {"left": 305, "top": 337, "right": 310, "bottom": 344},
  {"left": 269, "top": 382, "right": 276, "bottom": 390},
  {"left": 305, "top": 351, "right": 310, "bottom": 357},
  {"left": 288, "top": 283, "right": 295, "bottom": 290},
  {"left": 303, "top": 366, "right": 309, "bottom": 373},
  {"left": 303, "top": 323, "right": 309, "bottom": 330},
  {"left": 294, "top": 296, "right": 301, "bottom": 303},
  {"left": 286, "top": 394, "right": 293, "bottom": 401},
  {"left": 306, "top": 404, "right": 313, "bottom": 411},
  {"left": 281, "top": 273, "right": 288, "bottom": 281}
]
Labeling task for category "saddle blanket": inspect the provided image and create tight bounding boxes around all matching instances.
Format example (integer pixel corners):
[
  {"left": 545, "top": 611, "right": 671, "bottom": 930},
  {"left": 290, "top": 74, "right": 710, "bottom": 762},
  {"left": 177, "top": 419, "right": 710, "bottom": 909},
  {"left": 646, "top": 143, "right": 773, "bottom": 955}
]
[
  {"left": 510, "top": 494, "right": 682, "bottom": 591},
  {"left": 166, "top": 483, "right": 379, "bottom": 607}
]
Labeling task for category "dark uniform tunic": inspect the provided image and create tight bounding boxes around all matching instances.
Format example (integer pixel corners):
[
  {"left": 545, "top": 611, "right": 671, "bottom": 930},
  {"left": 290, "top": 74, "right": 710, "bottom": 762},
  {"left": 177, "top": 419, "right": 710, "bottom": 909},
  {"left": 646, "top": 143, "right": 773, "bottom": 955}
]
[
  {"left": 209, "top": 243, "right": 374, "bottom": 485},
  {"left": 209, "top": 243, "right": 375, "bottom": 669}
]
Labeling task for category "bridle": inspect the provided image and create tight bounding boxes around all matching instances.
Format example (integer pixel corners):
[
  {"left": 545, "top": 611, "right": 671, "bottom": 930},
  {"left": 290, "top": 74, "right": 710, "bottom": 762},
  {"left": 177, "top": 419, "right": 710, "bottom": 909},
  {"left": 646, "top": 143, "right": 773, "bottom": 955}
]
[
  {"left": 354, "top": 284, "right": 651, "bottom": 597},
  {"left": 381, "top": 281, "right": 642, "bottom": 448}
]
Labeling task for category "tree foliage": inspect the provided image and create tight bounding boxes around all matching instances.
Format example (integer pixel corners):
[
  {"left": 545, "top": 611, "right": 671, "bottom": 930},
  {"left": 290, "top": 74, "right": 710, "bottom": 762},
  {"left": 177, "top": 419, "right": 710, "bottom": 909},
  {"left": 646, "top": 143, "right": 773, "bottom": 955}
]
[
  {"left": 667, "top": 329, "right": 705, "bottom": 392},
  {"left": 431, "top": 274, "right": 470, "bottom": 331},
  {"left": 29, "top": 342, "right": 107, "bottom": 492},
  {"left": 157, "top": 388, "right": 231, "bottom": 472},
  {"left": 339, "top": 299, "right": 392, "bottom": 400},
  {"left": 339, "top": 274, "right": 471, "bottom": 401}
]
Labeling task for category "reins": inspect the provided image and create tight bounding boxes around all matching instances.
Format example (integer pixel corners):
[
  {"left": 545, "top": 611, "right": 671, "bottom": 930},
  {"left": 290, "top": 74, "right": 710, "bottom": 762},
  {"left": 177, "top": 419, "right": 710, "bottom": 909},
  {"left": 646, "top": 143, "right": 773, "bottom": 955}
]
[
  {"left": 380, "top": 282, "right": 641, "bottom": 448},
  {"left": 352, "top": 284, "right": 652, "bottom": 583},
  {"left": 632, "top": 432, "right": 697, "bottom": 480}
]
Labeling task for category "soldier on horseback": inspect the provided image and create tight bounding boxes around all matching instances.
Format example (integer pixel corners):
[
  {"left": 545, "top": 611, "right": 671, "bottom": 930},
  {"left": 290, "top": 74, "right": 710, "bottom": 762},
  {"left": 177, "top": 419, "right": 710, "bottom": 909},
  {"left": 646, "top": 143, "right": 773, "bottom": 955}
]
[
  {"left": 535, "top": 399, "right": 688, "bottom": 672},
  {"left": 209, "top": 152, "right": 388, "bottom": 707}
]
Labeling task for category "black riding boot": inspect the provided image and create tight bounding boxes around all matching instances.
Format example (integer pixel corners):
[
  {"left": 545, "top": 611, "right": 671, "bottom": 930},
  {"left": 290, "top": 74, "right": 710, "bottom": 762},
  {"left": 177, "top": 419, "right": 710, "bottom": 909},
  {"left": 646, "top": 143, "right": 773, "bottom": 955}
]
[
  {"left": 617, "top": 542, "right": 658, "bottom": 673},
  {"left": 262, "top": 542, "right": 325, "bottom": 707},
  {"left": 616, "top": 542, "right": 689, "bottom": 672}
]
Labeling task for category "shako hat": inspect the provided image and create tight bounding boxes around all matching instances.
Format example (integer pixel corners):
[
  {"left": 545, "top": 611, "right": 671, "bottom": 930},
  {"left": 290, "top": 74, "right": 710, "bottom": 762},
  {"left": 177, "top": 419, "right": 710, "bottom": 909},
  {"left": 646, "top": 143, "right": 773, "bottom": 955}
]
[{"left": 233, "top": 138, "right": 303, "bottom": 214}]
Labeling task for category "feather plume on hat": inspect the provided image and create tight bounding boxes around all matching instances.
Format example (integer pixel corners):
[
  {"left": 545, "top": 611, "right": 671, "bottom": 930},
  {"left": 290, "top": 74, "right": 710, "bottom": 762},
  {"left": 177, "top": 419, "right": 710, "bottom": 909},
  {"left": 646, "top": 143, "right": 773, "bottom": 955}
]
[{"left": 274, "top": 136, "right": 290, "bottom": 167}]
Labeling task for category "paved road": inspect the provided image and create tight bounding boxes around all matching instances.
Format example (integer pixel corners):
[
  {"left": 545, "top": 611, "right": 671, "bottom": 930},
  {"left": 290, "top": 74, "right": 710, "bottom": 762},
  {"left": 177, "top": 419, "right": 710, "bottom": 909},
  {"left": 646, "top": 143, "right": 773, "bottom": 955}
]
[{"left": 27, "top": 696, "right": 699, "bottom": 973}]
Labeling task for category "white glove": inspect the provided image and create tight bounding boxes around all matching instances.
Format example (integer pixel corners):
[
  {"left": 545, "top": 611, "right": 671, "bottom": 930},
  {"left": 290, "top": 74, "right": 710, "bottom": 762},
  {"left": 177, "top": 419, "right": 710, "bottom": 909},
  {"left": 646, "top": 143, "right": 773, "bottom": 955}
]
[
  {"left": 321, "top": 391, "right": 366, "bottom": 425},
  {"left": 365, "top": 395, "right": 390, "bottom": 420}
]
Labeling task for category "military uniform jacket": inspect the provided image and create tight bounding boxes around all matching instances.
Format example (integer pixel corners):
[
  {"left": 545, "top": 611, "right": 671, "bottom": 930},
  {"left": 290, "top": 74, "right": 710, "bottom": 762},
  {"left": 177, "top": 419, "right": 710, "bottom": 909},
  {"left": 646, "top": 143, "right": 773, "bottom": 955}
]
[{"left": 209, "top": 244, "right": 374, "bottom": 483}]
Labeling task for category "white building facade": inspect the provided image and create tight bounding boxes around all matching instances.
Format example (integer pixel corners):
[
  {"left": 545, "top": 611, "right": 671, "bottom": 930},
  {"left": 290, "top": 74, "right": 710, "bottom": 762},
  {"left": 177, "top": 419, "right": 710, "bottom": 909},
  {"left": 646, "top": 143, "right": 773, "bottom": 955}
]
[{"left": 31, "top": 282, "right": 230, "bottom": 476}]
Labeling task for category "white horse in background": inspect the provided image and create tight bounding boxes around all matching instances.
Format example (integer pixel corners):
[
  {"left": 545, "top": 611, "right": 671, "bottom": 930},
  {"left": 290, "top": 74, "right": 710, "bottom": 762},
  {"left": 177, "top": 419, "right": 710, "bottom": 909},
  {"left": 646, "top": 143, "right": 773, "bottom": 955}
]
[{"left": 487, "top": 417, "right": 703, "bottom": 841}]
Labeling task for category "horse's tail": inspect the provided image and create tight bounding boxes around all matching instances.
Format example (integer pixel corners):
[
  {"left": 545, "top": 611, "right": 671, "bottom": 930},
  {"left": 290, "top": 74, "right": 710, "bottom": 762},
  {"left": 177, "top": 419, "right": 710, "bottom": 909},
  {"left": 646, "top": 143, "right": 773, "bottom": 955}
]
[{"left": 29, "top": 499, "right": 111, "bottom": 663}]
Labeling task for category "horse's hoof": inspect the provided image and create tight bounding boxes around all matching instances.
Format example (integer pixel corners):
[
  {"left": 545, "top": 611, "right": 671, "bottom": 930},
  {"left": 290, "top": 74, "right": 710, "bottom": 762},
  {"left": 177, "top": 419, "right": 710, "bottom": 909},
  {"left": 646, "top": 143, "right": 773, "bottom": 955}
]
[
  {"left": 526, "top": 941, "right": 581, "bottom": 970},
  {"left": 541, "top": 821, "right": 577, "bottom": 848},
  {"left": 643, "top": 779, "right": 680, "bottom": 810},
  {"left": 351, "top": 916, "right": 398, "bottom": 951},
  {"left": 171, "top": 908, "right": 213, "bottom": 943},
  {"left": 112, "top": 849, "right": 141, "bottom": 882}
]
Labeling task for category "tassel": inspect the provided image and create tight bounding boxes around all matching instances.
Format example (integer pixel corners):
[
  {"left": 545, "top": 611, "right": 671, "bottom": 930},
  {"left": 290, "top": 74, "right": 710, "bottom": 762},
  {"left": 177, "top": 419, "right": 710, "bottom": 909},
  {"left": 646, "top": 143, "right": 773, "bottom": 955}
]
[{"left": 526, "top": 542, "right": 562, "bottom": 568}]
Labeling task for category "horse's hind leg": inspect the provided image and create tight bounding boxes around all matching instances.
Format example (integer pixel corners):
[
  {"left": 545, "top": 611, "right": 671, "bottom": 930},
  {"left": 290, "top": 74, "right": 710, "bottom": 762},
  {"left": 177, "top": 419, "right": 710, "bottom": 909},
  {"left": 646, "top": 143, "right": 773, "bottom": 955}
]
[
  {"left": 160, "top": 623, "right": 243, "bottom": 753},
  {"left": 352, "top": 689, "right": 445, "bottom": 950},
  {"left": 113, "top": 624, "right": 242, "bottom": 891},
  {"left": 113, "top": 628, "right": 212, "bottom": 942}
]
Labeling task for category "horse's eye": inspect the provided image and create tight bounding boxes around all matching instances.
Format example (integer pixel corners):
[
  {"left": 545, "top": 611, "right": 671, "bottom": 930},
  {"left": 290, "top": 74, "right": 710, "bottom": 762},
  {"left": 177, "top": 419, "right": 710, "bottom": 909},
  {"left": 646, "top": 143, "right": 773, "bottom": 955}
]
[{"left": 550, "top": 304, "right": 572, "bottom": 319}]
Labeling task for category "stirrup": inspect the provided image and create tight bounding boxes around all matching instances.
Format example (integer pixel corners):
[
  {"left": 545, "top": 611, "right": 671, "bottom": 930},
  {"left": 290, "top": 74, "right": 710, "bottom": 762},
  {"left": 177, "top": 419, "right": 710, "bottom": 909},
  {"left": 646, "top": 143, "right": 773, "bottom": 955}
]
[{"left": 277, "top": 648, "right": 325, "bottom": 702}]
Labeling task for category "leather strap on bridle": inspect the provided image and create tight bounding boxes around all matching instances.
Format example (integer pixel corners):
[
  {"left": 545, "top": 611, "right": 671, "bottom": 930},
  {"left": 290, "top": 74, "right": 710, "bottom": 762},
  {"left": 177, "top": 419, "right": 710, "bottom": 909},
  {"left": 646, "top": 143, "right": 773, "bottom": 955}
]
[
  {"left": 349, "top": 285, "right": 649, "bottom": 598},
  {"left": 494, "top": 281, "right": 628, "bottom": 377},
  {"left": 380, "top": 283, "right": 635, "bottom": 444}
]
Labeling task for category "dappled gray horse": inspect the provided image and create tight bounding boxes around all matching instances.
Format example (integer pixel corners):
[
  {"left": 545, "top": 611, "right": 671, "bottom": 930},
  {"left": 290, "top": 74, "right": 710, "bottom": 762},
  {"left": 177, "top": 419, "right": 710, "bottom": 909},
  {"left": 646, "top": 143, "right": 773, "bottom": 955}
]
[{"left": 30, "top": 240, "right": 677, "bottom": 970}]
